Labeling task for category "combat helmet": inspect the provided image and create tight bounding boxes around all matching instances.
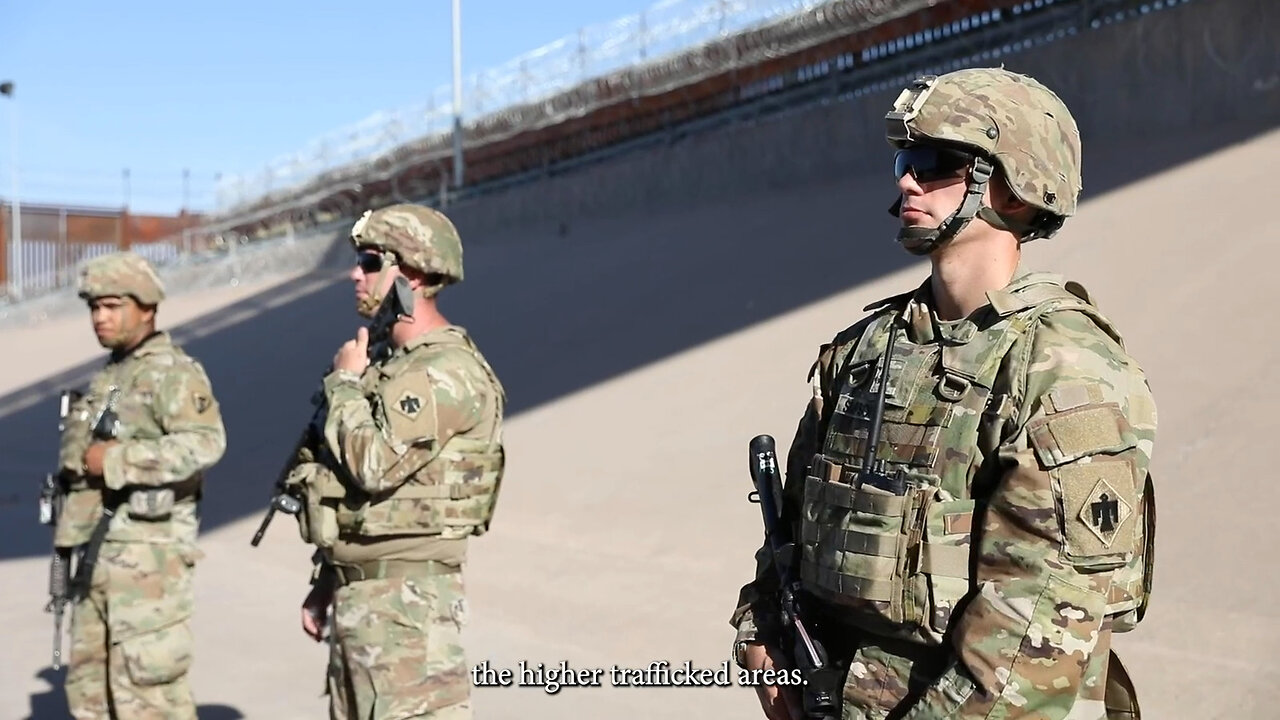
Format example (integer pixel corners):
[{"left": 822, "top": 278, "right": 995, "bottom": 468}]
[
  {"left": 884, "top": 67, "right": 1082, "bottom": 254},
  {"left": 347, "top": 203, "right": 465, "bottom": 316},
  {"left": 77, "top": 251, "right": 166, "bottom": 306}
]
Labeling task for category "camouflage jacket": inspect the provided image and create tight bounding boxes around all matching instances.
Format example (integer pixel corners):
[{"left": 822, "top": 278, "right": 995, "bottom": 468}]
[
  {"left": 319, "top": 324, "right": 505, "bottom": 531},
  {"left": 732, "top": 271, "right": 1158, "bottom": 719},
  {"left": 55, "top": 331, "right": 226, "bottom": 546}
]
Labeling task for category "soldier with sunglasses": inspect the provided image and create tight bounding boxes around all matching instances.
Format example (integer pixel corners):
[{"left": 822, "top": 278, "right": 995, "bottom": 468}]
[
  {"left": 287, "top": 204, "right": 506, "bottom": 720},
  {"left": 730, "top": 68, "right": 1158, "bottom": 719}
]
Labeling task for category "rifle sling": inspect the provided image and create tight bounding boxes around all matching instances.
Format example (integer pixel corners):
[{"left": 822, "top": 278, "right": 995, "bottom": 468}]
[
  {"left": 71, "top": 481, "right": 202, "bottom": 598},
  {"left": 72, "top": 507, "right": 115, "bottom": 599}
]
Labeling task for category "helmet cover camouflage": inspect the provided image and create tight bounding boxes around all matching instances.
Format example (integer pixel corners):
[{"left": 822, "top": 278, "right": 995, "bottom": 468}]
[
  {"left": 348, "top": 204, "right": 464, "bottom": 286},
  {"left": 885, "top": 67, "right": 1082, "bottom": 224},
  {"left": 77, "top": 251, "right": 165, "bottom": 306}
]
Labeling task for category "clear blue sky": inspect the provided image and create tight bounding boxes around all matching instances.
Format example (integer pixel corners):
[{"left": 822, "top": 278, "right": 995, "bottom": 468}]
[{"left": 0, "top": 0, "right": 661, "bottom": 214}]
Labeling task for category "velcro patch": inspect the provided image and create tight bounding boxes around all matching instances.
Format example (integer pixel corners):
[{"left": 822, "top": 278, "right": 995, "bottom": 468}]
[
  {"left": 1057, "top": 459, "right": 1139, "bottom": 566},
  {"left": 1046, "top": 382, "right": 1104, "bottom": 413},
  {"left": 1028, "top": 402, "right": 1134, "bottom": 468}
]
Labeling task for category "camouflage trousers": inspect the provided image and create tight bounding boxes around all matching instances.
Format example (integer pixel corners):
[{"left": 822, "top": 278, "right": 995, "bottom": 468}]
[
  {"left": 66, "top": 540, "right": 199, "bottom": 720},
  {"left": 327, "top": 569, "right": 471, "bottom": 720},
  {"left": 832, "top": 634, "right": 1125, "bottom": 720}
]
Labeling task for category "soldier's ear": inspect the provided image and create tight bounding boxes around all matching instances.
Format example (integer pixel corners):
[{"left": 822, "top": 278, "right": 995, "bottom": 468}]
[
  {"left": 396, "top": 266, "right": 423, "bottom": 289},
  {"left": 132, "top": 298, "right": 158, "bottom": 324},
  {"left": 398, "top": 267, "right": 445, "bottom": 293},
  {"left": 988, "top": 172, "right": 1032, "bottom": 219}
]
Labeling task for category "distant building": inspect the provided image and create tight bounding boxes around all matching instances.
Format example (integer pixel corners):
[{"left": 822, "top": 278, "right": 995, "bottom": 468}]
[{"left": 0, "top": 201, "right": 202, "bottom": 299}]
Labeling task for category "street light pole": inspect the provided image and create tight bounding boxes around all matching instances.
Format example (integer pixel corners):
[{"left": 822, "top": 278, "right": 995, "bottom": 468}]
[
  {"left": 451, "top": 0, "right": 464, "bottom": 189},
  {"left": 1, "top": 80, "right": 21, "bottom": 300}
]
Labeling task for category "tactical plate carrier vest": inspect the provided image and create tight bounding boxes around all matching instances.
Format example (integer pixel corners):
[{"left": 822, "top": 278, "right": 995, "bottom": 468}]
[
  {"left": 295, "top": 330, "right": 506, "bottom": 546},
  {"left": 799, "top": 275, "right": 1154, "bottom": 646}
]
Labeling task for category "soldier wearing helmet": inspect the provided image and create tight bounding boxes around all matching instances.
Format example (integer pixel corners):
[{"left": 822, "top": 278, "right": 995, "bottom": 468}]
[
  {"left": 345, "top": 201, "right": 465, "bottom": 317},
  {"left": 285, "top": 203, "right": 505, "bottom": 720},
  {"left": 730, "top": 68, "right": 1157, "bottom": 720},
  {"left": 57, "top": 251, "right": 226, "bottom": 719}
]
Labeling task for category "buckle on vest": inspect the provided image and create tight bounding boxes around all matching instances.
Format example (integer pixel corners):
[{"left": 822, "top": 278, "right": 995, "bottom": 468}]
[
  {"left": 938, "top": 372, "right": 970, "bottom": 402},
  {"left": 984, "top": 394, "right": 1014, "bottom": 420}
]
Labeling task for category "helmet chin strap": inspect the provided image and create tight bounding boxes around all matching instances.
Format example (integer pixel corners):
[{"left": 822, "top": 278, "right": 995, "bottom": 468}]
[
  {"left": 356, "top": 250, "right": 400, "bottom": 318},
  {"left": 890, "top": 156, "right": 996, "bottom": 256}
]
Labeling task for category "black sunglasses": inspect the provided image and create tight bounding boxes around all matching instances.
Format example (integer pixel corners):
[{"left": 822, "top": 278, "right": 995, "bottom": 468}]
[
  {"left": 356, "top": 250, "right": 388, "bottom": 274},
  {"left": 894, "top": 146, "right": 977, "bottom": 184}
]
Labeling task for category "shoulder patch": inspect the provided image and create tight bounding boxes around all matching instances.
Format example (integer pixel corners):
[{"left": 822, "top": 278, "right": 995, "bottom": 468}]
[
  {"left": 1057, "top": 459, "right": 1139, "bottom": 566},
  {"left": 378, "top": 373, "right": 438, "bottom": 445}
]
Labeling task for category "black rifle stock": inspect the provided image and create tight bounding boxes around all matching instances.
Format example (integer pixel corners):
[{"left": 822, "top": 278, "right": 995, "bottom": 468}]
[
  {"left": 747, "top": 434, "right": 839, "bottom": 720},
  {"left": 250, "top": 276, "right": 414, "bottom": 547}
]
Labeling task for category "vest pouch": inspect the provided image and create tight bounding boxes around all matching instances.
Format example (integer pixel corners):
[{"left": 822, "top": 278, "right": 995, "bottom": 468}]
[
  {"left": 351, "top": 448, "right": 504, "bottom": 539},
  {"left": 798, "top": 458, "right": 924, "bottom": 637},
  {"left": 437, "top": 449, "right": 504, "bottom": 538},
  {"left": 916, "top": 490, "right": 976, "bottom": 641},
  {"left": 284, "top": 462, "right": 344, "bottom": 548}
]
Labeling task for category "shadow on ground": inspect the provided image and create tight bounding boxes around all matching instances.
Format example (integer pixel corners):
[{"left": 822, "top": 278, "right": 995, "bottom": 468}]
[
  {"left": 0, "top": 114, "right": 1274, "bottom": 563},
  {"left": 24, "top": 667, "right": 246, "bottom": 719}
]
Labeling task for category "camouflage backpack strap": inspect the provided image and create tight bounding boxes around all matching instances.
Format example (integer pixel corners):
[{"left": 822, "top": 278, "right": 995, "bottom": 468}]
[
  {"left": 933, "top": 276, "right": 1123, "bottom": 457},
  {"left": 1009, "top": 276, "right": 1125, "bottom": 346},
  {"left": 981, "top": 275, "right": 1125, "bottom": 402}
]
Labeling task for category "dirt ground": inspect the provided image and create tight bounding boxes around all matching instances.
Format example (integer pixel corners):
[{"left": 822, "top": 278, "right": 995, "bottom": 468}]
[{"left": 1, "top": 126, "right": 1277, "bottom": 719}]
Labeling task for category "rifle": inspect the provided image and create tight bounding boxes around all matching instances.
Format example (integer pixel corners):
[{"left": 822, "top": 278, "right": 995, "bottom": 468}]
[
  {"left": 742, "top": 320, "right": 903, "bottom": 719},
  {"left": 250, "top": 276, "right": 414, "bottom": 547},
  {"left": 67, "top": 386, "right": 123, "bottom": 606},
  {"left": 746, "top": 434, "right": 839, "bottom": 720},
  {"left": 39, "top": 388, "right": 81, "bottom": 671}
]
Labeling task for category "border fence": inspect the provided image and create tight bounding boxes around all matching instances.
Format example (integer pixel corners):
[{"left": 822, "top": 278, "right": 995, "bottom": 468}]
[
  {"left": 5, "top": 0, "right": 1267, "bottom": 308},
  {"left": 1, "top": 203, "right": 199, "bottom": 301}
]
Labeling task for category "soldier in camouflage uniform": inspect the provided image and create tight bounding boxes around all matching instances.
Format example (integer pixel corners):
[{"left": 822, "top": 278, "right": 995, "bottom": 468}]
[
  {"left": 730, "top": 68, "right": 1158, "bottom": 720},
  {"left": 287, "top": 203, "right": 506, "bottom": 720},
  {"left": 57, "top": 251, "right": 227, "bottom": 719}
]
